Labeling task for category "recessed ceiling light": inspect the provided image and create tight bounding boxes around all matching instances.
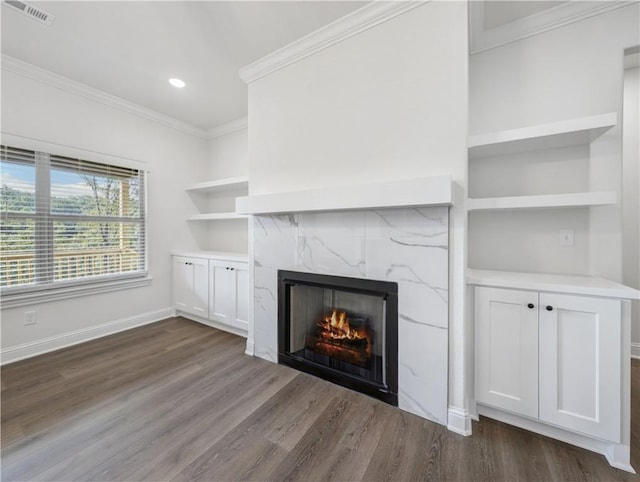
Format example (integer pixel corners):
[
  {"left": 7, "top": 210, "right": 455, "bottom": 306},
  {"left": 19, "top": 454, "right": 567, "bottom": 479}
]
[{"left": 169, "top": 78, "right": 185, "bottom": 88}]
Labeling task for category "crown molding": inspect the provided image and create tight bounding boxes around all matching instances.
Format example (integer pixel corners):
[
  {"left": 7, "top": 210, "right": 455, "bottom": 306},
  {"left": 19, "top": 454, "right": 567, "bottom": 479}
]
[
  {"left": 239, "top": 0, "right": 427, "bottom": 84},
  {"left": 1, "top": 54, "right": 209, "bottom": 138},
  {"left": 470, "top": 1, "right": 632, "bottom": 55},
  {"left": 207, "top": 116, "right": 248, "bottom": 139}
]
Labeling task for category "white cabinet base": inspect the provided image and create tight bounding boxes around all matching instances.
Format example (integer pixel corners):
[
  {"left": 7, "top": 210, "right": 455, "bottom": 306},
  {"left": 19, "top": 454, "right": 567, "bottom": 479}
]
[{"left": 477, "top": 404, "right": 635, "bottom": 474}]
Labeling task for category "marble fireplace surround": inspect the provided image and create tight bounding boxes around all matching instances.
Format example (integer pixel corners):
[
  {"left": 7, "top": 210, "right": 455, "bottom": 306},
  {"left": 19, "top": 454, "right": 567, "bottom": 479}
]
[{"left": 239, "top": 177, "right": 452, "bottom": 425}]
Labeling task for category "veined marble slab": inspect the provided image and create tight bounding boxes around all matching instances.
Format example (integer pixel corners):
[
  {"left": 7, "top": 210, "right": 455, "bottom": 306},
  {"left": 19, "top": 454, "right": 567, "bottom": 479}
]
[{"left": 251, "top": 206, "right": 449, "bottom": 425}]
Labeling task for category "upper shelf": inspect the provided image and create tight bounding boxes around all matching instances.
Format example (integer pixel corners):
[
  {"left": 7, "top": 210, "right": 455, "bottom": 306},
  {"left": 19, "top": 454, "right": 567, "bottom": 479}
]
[
  {"left": 235, "top": 175, "right": 452, "bottom": 215},
  {"left": 467, "top": 191, "right": 617, "bottom": 212},
  {"left": 186, "top": 176, "right": 249, "bottom": 193},
  {"left": 468, "top": 112, "right": 617, "bottom": 160}
]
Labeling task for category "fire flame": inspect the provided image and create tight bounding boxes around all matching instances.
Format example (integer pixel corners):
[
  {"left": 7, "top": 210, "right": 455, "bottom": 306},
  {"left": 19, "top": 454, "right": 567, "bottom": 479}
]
[
  {"left": 318, "top": 310, "right": 363, "bottom": 340},
  {"left": 312, "top": 309, "right": 373, "bottom": 364}
]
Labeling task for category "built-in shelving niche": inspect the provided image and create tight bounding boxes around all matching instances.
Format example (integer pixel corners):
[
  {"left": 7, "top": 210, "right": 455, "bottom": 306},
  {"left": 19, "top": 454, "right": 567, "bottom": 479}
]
[
  {"left": 467, "top": 113, "right": 617, "bottom": 276},
  {"left": 185, "top": 176, "right": 249, "bottom": 253}
]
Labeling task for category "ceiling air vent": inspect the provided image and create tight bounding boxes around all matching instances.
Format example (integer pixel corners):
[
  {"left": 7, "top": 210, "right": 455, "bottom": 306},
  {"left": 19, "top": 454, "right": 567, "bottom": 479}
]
[{"left": 3, "top": 0, "right": 54, "bottom": 25}]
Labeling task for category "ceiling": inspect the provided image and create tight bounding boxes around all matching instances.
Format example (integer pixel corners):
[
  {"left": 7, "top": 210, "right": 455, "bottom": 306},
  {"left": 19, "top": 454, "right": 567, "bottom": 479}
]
[
  {"left": 2, "top": 1, "right": 610, "bottom": 132},
  {"left": 1, "top": 1, "right": 365, "bottom": 131}
]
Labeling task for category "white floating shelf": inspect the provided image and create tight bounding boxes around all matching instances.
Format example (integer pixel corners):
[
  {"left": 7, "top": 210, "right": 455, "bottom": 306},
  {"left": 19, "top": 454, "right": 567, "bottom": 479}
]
[
  {"left": 186, "top": 212, "right": 248, "bottom": 221},
  {"left": 467, "top": 269, "right": 640, "bottom": 300},
  {"left": 467, "top": 191, "right": 617, "bottom": 212},
  {"left": 235, "top": 175, "right": 452, "bottom": 215},
  {"left": 185, "top": 176, "right": 248, "bottom": 193},
  {"left": 469, "top": 112, "right": 617, "bottom": 159}
]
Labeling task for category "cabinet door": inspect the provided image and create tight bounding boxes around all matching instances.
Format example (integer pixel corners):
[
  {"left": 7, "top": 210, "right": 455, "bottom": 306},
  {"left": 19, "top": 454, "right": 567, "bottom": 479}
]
[
  {"left": 234, "top": 263, "right": 249, "bottom": 330},
  {"left": 475, "top": 286, "right": 539, "bottom": 418},
  {"left": 173, "top": 257, "right": 193, "bottom": 313},
  {"left": 210, "top": 260, "right": 235, "bottom": 323},
  {"left": 539, "top": 293, "right": 621, "bottom": 442},
  {"left": 190, "top": 258, "right": 209, "bottom": 318}
]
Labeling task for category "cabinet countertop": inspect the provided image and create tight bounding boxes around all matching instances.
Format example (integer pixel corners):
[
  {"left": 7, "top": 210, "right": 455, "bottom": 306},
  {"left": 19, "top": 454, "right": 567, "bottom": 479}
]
[
  {"left": 172, "top": 251, "right": 249, "bottom": 263},
  {"left": 468, "top": 269, "right": 640, "bottom": 300}
]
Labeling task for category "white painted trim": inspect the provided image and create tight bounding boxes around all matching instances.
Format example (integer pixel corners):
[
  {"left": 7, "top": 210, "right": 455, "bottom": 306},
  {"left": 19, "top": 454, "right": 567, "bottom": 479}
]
[
  {"left": 632, "top": 342, "right": 640, "bottom": 359},
  {"left": 447, "top": 406, "right": 473, "bottom": 436},
  {"left": 245, "top": 339, "right": 255, "bottom": 357},
  {"left": 177, "top": 311, "right": 248, "bottom": 339},
  {"left": 470, "top": 1, "right": 631, "bottom": 55},
  {"left": 0, "top": 307, "right": 173, "bottom": 365},
  {"left": 206, "top": 117, "right": 248, "bottom": 139},
  {"left": 1, "top": 276, "right": 153, "bottom": 309},
  {"left": 236, "top": 175, "right": 452, "bottom": 215},
  {"left": 1, "top": 132, "right": 148, "bottom": 170},
  {"left": 238, "top": 1, "right": 427, "bottom": 84},
  {"left": 477, "top": 405, "right": 635, "bottom": 474},
  {"left": 1, "top": 55, "right": 208, "bottom": 138}
]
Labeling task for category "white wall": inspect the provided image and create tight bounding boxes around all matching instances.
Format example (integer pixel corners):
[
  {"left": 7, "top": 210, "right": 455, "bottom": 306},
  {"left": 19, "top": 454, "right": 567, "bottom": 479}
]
[
  {"left": 199, "top": 128, "right": 249, "bottom": 253},
  {"left": 247, "top": 2, "right": 469, "bottom": 425},
  {"left": 207, "top": 128, "right": 248, "bottom": 180},
  {"left": 623, "top": 66, "right": 640, "bottom": 355},
  {"left": 469, "top": 3, "right": 640, "bottom": 282},
  {"left": 1, "top": 67, "right": 207, "bottom": 360}
]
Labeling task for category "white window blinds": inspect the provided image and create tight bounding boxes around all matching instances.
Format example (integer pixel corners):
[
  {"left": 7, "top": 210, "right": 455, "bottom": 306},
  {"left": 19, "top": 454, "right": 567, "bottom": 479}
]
[{"left": 1, "top": 145, "right": 147, "bottom": 291}]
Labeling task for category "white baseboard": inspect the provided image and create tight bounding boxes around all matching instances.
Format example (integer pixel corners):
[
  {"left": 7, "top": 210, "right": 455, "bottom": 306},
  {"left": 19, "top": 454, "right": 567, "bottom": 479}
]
[
  {"left": 447, "top": 406, "right": 473, "bottom": 436},
  {"left": 245, "top": 339, "right": 255, "bottom": 356},
  {"left": 177, "top": 311, "right": 248, "bottom": 339},
  {"left": 0, "top": 307, "right": 174, "bottom": 365},
  {"left": 631, "top": 342, "right": 640, "bottom": 360},
  {"left": 478, "top": 404, "right": 635, "bottom": 474}
]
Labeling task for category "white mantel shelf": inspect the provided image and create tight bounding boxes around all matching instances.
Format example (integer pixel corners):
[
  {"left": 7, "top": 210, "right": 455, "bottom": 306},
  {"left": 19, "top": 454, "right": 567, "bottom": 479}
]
[
  {"left": 467, "top": 269, "right": 640, "bottom": 300},
  {"left": 235, "top": 175, "right": 453, "bottom": 215}
]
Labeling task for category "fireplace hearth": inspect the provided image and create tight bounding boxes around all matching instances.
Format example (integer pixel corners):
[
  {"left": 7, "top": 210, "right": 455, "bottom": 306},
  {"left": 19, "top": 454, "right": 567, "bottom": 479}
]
[{"left": 278, "top": 270, "right": 398, "bottom": 405}]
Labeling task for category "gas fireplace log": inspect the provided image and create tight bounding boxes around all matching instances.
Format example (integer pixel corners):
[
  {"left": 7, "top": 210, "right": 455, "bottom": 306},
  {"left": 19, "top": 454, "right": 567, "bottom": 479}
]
[{"left": 307, "top": 339, "right": 370, "bottom": 367}]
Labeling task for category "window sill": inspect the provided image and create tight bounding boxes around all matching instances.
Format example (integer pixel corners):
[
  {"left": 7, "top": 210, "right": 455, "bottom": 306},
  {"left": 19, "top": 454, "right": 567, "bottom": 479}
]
[{"left": 0, "top": 276, "right": 153, "bottom": 309}]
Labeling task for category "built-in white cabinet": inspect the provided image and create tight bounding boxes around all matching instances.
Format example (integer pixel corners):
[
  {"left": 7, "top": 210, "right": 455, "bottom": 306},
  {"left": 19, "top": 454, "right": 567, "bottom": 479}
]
[
  {"left": 475, "top": 285, "right": 621, "bottom": 441},
  {"left": 172, "top": 256, "right": 209, "bottom": 318},
  {"left": 538, "top": 292, "right": 621, "bottom": 442},
  {"left": 470, "top": 269, "right": 638, "bottom": 472},
  {"left": 172, "top": 252, "right": 249, "bottom": 337},
  {"left": 474, "top": 287, "right": 538, "bottom": 418},
  {"left": 209, "top": 259, "right": 249, "bottom": 332}
]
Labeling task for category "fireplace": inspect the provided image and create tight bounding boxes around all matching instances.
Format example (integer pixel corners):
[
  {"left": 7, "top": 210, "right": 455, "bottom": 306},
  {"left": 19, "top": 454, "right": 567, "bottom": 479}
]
[{"left": 278, "top": 270, "right": 398, "bottom": 405}]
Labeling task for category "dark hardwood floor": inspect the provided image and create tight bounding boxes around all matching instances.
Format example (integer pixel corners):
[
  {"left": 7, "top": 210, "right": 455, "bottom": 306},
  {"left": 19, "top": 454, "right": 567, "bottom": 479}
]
[{"left": 1, "top": 317, "right": 638, "bottom": 481}]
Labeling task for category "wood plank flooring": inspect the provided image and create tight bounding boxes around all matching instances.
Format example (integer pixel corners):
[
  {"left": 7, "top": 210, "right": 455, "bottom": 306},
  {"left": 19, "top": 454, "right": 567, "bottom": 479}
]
[{"left": 1, "top": 317, "right": 638, "bottom": 481}]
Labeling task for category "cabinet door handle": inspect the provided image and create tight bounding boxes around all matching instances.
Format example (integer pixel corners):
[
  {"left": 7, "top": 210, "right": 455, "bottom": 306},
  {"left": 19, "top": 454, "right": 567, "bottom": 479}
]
[
  {"left": 527, "top": 303, "right": 535, "bottom": 309},
  {"left": 546, "top": 305, "right": 553, "bottom": 311},
  {"left": 230, "top": 267, "right": 234, "bottom": 271}
]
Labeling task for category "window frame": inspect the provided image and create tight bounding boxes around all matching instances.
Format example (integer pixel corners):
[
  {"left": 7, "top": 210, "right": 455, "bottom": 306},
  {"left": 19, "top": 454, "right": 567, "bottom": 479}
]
[{"left": 1, "top": 139, "right": 150, "bottom": 305}]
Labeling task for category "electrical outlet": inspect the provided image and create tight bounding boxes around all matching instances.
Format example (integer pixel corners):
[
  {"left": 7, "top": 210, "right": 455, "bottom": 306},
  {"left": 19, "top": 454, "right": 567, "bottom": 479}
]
[
  {"left": 24, "top": 310, "right": 37, "bottom": 326},
  {"left": 559, "top": 229, "right": 574, "bottom": 247}
]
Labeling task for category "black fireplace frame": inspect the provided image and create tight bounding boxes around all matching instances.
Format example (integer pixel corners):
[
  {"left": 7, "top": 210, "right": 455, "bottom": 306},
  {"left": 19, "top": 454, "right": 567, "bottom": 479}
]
[{"left": 278, "top": 270, "right": 398, "bottom": 406}]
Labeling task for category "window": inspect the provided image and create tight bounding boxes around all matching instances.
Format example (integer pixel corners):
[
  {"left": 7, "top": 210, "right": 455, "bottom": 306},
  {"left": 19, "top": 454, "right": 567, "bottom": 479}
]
[{"left": 1, "top": 145, "right": 147, "bottom": 294}]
